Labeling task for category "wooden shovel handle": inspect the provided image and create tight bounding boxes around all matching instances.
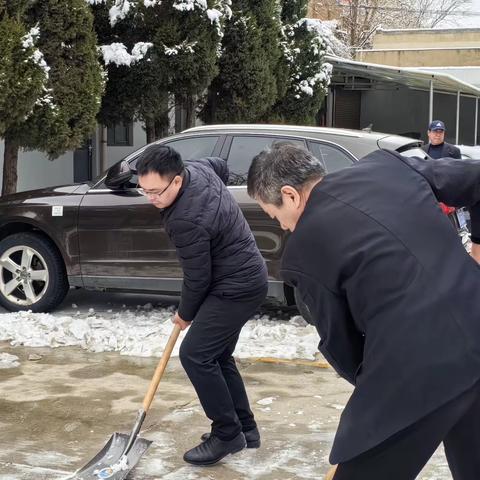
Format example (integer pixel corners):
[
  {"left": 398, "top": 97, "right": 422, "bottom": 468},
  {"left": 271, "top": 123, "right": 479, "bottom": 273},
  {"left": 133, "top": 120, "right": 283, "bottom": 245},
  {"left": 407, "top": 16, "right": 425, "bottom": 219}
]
[
  {"left": 325, "top": 465, "right": 338, "bottom": 480},
  {"left": 142, "top": 324, "right": 182, "bottom": 411}
]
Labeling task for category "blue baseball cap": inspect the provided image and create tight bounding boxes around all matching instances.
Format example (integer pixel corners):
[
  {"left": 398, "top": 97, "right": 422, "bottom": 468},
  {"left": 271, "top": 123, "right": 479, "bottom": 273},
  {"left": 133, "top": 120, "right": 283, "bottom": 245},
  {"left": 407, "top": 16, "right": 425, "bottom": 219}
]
[{"left": 428, "top": 120, "right": 445, "bottom": 131}]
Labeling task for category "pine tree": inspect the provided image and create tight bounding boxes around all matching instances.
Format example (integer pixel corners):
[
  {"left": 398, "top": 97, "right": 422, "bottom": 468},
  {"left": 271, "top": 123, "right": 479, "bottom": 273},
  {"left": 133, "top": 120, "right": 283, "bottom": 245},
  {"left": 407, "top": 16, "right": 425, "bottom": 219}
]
[
  {"left": 166, "top": 0, "right": 228, "bottom": 131},
  {"left": 0, "top": 7, "right": 47, "bottom": 137},
  {"left": 0, "top": 0, "right": 103, "bottom": 195},
  {"left": 90, "top": 1, "right": 173, "bottom": 143},
  {"left": 201, "top": 0, "right": 282, "bottom": 123},
  {"left": 271, "top": 0, "right": 332, "bottom": 125},
  {"left": 91, "top": 1, "right": 227, "bottom": 141}
]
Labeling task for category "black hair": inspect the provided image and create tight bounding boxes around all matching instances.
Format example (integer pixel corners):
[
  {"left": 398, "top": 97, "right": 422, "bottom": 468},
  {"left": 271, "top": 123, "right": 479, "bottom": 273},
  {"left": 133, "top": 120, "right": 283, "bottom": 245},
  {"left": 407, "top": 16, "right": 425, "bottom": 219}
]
[{"left": 136, "top": 144, "right": 184, "bottom": 178}]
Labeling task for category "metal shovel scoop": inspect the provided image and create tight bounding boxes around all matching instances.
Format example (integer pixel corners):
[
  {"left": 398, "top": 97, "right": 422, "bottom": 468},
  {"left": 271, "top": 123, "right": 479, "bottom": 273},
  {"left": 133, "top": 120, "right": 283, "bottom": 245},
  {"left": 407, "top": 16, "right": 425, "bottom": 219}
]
[{"left": 70, "top": 324, "right": 182, "bottom": 480}]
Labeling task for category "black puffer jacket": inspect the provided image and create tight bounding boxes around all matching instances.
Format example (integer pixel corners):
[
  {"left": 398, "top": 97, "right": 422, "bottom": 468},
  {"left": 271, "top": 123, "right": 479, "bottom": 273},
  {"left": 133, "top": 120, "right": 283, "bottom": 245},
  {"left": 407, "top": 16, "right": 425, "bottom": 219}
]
[{"left": 163, "top": 157, "right": 268, "bottom": 321}]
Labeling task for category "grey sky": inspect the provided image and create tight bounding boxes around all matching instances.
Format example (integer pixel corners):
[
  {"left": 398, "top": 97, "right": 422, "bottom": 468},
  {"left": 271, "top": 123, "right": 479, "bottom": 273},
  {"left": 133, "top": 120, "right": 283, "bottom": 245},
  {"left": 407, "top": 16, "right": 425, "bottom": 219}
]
[{"left": 441, "top": 0, "right": 480, "bottom": 27}]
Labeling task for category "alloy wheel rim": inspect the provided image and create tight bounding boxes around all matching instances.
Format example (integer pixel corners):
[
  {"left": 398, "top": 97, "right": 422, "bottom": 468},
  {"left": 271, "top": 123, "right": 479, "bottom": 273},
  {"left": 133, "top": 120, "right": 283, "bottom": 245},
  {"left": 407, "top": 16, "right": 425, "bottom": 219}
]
[{"left": 0, "top": 246, "right": 49, "bottom": 306}]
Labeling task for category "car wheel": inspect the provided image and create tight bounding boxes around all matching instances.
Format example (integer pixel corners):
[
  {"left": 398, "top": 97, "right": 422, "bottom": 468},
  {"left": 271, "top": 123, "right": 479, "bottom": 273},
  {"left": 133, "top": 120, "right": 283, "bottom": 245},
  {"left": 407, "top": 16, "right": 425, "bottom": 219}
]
[
  {"left": 0, "top": 232, "right": 69, "bottom": 312},
  {"left": 294, "top": 287, "right": 314, "bottom": 325}
]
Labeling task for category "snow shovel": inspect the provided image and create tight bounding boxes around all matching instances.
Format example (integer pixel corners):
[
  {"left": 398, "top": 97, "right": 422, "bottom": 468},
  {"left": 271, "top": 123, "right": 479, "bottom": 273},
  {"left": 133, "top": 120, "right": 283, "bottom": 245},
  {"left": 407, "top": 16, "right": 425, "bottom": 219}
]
[{"left": 70, "top": 324, "right": 182, "bottom": 480}]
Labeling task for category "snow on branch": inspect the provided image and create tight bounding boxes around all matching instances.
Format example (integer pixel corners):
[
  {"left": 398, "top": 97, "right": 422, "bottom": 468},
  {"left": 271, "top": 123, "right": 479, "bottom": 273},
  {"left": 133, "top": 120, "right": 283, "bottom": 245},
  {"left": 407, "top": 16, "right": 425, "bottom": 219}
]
[
  {"left": 100, "top": 42, "right": 153, "bottom": 66},
  {"left": 173, "top": 0, "right": 207, "bottom": 12},
  {"left": 300, "top": 18, "right": 350, "bottom": 58},
  {"left": 21, "top": 26, "right": 51, "bottom": 78},
  {"left": 164, "top": 40, "right": 198, "bottom": 55}
]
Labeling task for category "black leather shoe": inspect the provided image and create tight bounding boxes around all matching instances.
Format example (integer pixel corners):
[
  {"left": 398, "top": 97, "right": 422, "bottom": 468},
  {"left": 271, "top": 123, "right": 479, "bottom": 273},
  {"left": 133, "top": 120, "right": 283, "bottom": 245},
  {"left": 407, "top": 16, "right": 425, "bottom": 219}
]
[
  {"left": 201, "top": 427, "right": 260, "bottom": 449},
  {"left": 184, "top": 432, "right": 246, "bottom": 465}
]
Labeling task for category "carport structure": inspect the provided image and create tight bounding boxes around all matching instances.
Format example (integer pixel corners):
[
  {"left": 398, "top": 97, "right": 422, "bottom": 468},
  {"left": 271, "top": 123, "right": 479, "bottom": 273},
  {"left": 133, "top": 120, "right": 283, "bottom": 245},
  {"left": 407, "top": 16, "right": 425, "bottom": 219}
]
[{"left": 325, "top": 55, "right": 480, "bottom": 146}]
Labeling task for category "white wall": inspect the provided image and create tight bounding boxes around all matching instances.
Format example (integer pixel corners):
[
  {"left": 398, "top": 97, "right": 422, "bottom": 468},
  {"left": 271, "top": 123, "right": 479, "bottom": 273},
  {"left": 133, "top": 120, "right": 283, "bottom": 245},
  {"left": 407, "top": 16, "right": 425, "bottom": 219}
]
[{"left": 0, "top": 141, "right": 74, "bottom": 193}]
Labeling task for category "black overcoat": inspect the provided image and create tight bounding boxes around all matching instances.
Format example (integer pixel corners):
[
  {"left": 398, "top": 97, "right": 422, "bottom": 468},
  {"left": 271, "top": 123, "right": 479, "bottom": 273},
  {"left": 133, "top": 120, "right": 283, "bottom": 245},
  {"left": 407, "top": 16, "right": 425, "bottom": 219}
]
[{"left": 281, "top": 149, "right": 480, "bottom": 464}]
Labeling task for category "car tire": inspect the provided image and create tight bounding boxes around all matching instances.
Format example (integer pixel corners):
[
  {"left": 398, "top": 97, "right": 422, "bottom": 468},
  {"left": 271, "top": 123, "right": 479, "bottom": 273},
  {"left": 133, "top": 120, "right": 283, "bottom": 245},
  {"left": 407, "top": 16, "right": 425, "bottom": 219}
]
[{"left": 0, "top": 232, "right": 69, "bottom": 312}]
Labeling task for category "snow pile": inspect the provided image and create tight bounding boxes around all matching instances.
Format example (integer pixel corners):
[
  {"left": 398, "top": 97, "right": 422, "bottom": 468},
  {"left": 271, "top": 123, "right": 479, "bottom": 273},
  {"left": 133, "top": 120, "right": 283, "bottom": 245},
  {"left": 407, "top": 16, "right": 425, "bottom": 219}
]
[
  {"left": 0, "top": 307, "right": 319, "bottom": 360},
  {"left": 0, "top": 352, "right": 20, "bottom": 369}
]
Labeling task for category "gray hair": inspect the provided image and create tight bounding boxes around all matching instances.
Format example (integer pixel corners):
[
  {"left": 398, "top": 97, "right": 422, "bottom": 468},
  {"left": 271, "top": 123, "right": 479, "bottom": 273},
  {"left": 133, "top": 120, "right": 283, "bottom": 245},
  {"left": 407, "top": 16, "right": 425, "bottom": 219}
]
[{"left": 247, "top": 143, "right": 326, "bottom": 206}]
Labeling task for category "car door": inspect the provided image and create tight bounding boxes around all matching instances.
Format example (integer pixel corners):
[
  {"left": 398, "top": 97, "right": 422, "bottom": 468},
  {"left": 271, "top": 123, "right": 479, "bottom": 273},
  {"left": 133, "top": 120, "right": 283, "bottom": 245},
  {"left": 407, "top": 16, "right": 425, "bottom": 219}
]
[
  {"left": 221, "top": 134, "right": 307, "bottom": 294},
  {"left": 77, "top": 134, "right": 223, "bottom": 292}
]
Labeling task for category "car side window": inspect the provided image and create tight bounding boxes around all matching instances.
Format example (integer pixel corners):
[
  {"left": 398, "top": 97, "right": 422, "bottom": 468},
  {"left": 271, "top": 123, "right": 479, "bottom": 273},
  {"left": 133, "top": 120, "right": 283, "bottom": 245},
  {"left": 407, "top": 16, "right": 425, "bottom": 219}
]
[
  {"left": 227, "top": 136, "right": 305, "bottom": 186},
  {"left": 163, "top": 136, "right": 219, "bottom": 160},
  {"left": 309, "top": 142, "right": 354, "bottom": 174}
]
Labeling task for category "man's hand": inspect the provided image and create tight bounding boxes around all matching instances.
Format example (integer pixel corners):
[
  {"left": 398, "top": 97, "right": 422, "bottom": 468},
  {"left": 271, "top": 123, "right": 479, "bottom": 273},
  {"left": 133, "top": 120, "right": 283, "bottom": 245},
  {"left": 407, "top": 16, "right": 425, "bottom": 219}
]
[
  {"left": 173, "top": 312, "right": 192, "bottom": 331},
  {"left": 471, "top": 242, "right": 480, "bottom": 265}
]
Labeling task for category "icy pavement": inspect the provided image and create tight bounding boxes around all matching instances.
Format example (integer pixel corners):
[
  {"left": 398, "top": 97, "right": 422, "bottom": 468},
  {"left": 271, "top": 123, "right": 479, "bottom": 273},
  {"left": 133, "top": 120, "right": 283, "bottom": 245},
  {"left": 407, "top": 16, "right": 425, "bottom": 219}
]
[{"left": 0, "top": 290, "right": 455, "bottom": 479}]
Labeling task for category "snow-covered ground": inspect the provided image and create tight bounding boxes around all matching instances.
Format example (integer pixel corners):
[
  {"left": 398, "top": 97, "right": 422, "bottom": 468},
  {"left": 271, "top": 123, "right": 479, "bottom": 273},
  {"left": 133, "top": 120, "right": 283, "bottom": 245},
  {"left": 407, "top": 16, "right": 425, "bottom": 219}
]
[{"left": 0, "top": 294, "right": 319, "bottom": 365}]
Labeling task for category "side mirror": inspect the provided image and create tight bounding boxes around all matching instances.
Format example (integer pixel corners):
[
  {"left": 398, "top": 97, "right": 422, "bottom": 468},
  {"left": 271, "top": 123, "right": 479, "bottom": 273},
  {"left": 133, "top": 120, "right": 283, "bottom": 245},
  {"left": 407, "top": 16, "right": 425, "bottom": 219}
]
[{"left": 105, "top": 160, "right": 133, "bottom": 190}]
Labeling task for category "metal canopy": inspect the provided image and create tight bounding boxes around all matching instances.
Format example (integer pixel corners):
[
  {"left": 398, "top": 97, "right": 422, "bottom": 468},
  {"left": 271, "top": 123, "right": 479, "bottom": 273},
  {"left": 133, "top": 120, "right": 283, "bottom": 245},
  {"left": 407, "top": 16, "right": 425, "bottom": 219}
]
[
  {"left": 326, "top": 55, "right": 480, "bottom": 98},
  {"left": 326, "top": 55, "right": 480, "bottom": 145}
]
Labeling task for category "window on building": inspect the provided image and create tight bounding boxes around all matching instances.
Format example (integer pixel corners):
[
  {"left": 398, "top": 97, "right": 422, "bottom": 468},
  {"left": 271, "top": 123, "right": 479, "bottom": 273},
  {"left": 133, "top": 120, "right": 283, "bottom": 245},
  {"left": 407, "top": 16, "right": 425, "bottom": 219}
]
[{"left": 107, "top": 122, "right": 134, "bottom": 147}]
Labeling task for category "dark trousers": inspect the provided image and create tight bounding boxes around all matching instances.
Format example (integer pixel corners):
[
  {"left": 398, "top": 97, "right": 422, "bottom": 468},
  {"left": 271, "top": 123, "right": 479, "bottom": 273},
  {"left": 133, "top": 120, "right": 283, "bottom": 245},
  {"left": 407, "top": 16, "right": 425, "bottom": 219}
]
[
  {"left": 179, "top": 288, "right": 267, "bottom": 441},
  {"left": 334, "top": 380, "right": 480, "bottom": 480}
]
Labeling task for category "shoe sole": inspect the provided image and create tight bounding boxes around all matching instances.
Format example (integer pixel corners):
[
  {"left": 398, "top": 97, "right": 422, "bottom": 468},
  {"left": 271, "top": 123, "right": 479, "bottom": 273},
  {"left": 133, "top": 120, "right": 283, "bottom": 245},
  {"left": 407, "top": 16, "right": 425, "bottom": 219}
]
[{"left": 184, "top": 443, "right": 246, "bottom": 466}]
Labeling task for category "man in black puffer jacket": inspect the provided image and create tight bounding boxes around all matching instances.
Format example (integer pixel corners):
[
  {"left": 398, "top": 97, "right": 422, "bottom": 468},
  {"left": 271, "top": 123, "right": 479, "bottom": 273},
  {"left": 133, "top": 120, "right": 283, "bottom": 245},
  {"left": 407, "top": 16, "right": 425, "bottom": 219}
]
[{"left": 136, "top": 144, "right": 268, "bottom": 466}]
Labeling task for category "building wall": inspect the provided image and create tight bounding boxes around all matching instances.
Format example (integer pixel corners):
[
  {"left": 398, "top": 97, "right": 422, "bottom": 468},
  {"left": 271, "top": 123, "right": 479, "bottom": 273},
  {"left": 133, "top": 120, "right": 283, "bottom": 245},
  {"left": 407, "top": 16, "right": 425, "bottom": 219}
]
[
  {"left": 372, "top": 28, "right": 480, "bottom": 49},
  {"left": 360, "top": 88, "right": 478, "bottom": 145},
  {"left": 92, "top": 122, "right": 147, "bottom": 178},
  {"left": 0, "top": 142, "right": 74, "bottom": 193},
  {"left": 356, "top": 48, "right": 480, "bottom": 67}
]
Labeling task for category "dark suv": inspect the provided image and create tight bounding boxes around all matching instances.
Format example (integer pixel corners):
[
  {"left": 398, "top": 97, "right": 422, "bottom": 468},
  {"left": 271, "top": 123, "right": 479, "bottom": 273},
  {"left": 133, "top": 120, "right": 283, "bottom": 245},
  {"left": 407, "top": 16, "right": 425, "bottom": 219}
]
[{"left": 0, "top": 124, "right": 424, "bottom": 312}]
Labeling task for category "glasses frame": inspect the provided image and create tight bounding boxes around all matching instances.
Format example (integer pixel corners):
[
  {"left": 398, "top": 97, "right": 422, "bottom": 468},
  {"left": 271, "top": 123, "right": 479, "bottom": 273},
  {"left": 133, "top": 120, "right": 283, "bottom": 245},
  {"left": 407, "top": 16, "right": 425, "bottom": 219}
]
[{"left": 137, "top": 169, "right": 184, "bottom": 199}]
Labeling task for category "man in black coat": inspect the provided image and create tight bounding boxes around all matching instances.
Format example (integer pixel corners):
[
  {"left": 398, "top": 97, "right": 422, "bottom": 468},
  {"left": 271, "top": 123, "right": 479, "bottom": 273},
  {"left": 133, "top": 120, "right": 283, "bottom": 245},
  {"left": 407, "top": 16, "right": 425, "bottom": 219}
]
[
  {"left": 247, "top": 143, "right": 480, "bottom": 479},
  {"left": 422, "top": 120, "right": 462, "bottom": 159},
  {"left": 137, "top": 145, "right": 268, "bottom": 466}
]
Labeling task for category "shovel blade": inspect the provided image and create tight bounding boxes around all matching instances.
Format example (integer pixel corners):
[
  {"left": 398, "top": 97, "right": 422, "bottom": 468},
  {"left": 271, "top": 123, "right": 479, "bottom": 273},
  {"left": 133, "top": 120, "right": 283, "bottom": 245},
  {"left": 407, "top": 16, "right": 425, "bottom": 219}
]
[{"left": 71, "top": 432, "right": 152, "bottom": 480}]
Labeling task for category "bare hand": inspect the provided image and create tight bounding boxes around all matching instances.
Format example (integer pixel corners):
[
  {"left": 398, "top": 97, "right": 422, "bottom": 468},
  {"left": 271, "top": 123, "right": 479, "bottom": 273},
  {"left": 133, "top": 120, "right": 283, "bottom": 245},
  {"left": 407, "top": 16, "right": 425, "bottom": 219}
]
[
  {"left": 173, "top": 312, "right": 191, "bottom": 331},
  {"left": 471, "top": 242, "right": 480, "bottom": 265}
]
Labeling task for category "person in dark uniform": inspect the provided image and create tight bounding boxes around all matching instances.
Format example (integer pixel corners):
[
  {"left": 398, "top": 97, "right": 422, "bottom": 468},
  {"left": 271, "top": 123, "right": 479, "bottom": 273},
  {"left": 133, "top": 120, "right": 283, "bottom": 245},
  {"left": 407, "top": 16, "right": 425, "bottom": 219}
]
[
  {"left": 247, "top": 143, "right": 480, "bottom": 480},
  {"left": 422, "top": 120, "right": 462, "bottom": 159},
  {"left": 136, "top": 145, "right": 268, "bottom": 466}
]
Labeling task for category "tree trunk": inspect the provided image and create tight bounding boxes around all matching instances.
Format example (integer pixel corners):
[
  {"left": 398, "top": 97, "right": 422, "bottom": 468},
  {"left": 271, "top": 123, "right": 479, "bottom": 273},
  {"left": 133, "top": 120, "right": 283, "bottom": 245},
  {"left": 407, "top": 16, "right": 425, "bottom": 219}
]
[
  {"left": 184, "top": 95, "right": 196, "bottom": 129},
  {"left": 154, "top": 93, "right": 170, "bottom": 141},
  {"left": 145, "top": 118, "right": 156, "bottom": 144},
  {"left": 2, "top": 134, "right": 19, "bottom": 196},
  {"left": 175, "top": 94, "right": 183, "bottom": 133},
  {"left": 203, "top": 87, "right": 217, "bottom": 124}
]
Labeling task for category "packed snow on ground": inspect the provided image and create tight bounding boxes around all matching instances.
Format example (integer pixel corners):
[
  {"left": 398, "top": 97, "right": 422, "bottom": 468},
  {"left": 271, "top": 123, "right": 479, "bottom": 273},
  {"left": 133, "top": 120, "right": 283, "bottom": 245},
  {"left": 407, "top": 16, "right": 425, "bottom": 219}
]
[
  {"left": 0, "top": 352, "right": 20, "bottom": 369},
  {"left": 0, "top": 303, "right": 319, "bottom": 361}
]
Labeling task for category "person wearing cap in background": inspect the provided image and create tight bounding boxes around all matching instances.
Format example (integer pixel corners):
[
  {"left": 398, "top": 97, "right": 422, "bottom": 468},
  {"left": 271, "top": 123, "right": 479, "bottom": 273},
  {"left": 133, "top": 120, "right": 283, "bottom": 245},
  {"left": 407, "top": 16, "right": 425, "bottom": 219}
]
[{"left": 422, "top": 120, "right": 461, "bottom": 159}]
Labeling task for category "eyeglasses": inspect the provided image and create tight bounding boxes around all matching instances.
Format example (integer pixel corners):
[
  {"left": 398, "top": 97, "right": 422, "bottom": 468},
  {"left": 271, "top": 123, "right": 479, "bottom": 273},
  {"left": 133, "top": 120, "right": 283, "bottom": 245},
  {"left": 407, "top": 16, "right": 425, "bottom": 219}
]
[{"left": 137, "top": 170, "right": 183, "bottom": 199}]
